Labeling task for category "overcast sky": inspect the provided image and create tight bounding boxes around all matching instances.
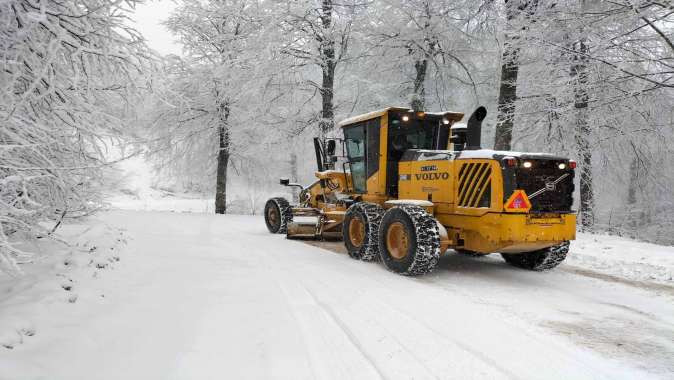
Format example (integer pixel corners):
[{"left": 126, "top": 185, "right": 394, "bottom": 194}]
[{"left": 130, "top": 1, "right": 182, "bottom": 56}]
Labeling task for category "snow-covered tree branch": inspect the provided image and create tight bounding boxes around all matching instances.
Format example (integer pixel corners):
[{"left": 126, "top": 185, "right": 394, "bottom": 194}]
[{"left": 0, "top": 0, "right": 150, "bottom": 274}]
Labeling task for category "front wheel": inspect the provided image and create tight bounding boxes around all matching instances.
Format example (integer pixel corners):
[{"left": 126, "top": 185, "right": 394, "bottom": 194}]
[
  {"left": 264, "top": 197, "right": 292, "bottom": 234},
  {"left": 501, "top": 242, "right": 569, "bottom": 271},
  {"left": 378, "top": 205, "right": 441, "bottom": 276},
  {"left": 343, "top": 202, "right": 384, "bottom": 261}
]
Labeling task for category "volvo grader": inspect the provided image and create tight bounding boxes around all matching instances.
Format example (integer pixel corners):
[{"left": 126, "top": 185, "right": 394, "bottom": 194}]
[{"left": 264, "top": 106, "right": 576, "bottom": 275}]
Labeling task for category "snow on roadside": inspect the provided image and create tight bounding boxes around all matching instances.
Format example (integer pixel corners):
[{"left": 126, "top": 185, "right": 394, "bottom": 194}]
[
  {"left": 0, "top": 217, "right": 126, "bottom": 351},
  {"left": 567, "top": 233, "right": 674, "bottom": 286},
  {"left": 107, "top": 190, "right": 215, "bottom": 213}
]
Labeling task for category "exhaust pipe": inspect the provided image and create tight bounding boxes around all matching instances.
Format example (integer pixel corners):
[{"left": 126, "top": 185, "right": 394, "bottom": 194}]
[{"left": 465, "top": 106, "right": 487, "bottom": 150}]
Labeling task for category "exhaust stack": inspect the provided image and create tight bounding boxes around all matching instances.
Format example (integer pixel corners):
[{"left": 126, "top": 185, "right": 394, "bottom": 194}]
[{"left": 465, "top": 106, "right": 487, "bottom": 150}]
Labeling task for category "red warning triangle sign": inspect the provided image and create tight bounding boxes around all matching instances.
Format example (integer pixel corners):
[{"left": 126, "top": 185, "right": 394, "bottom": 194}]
[{"left": 504, "top": 190, "right": 532, "bottom": 212}]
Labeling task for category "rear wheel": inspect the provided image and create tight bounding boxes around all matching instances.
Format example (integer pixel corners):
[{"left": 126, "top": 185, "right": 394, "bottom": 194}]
[
  {"left": 264, "top": 197, "right": 292, "bottom": 234},
  {"left": 378, "top": 205, "right": 441, "bottom": 276},
  {"left": 501, "top": 242, "right": 569, "bottom": 271},
  {"left": 343, "top": 202, "right": 384, "bottom": 261}
]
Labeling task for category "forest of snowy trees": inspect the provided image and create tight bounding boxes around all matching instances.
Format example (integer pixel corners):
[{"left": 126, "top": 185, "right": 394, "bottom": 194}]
[{"left": 1, "top": 0, "right": 673, "bottom": 273}]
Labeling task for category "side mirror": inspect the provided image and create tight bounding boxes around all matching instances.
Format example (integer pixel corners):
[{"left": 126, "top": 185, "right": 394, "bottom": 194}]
[
  {"left": 279, "top": 178, "right": 290, "bottom": 186},
  {"left": 326, "top": 139, "right": 336, "bottom": 156}
]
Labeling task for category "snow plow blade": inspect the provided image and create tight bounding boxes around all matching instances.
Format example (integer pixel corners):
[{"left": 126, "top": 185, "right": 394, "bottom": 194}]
[
  {"left": 286, "top": 220, "right": 320, "bottom": 239},
  {"left": 286, "top": 208, "right": 344, "bottom": 240}
]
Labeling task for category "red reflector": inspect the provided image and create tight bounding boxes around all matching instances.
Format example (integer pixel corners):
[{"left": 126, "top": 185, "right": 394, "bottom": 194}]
[
  {"left": 569, "top": 160, "right": 577, "bottom": 169},
  {"left": 507, "top": 193, "right": 528, "bottom": 209},
  {"left": 503, "top": 157, "right": 517, "bottom": 167},
  {"left": 504, "top": 190, "right": 531, "bottom": 212}
]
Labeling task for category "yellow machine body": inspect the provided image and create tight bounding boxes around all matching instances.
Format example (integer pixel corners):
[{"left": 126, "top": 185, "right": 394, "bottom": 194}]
[
  {"left": 397, "top": 159, "right": 576, "bottom": 253},
  {"left": 290, "top": 107, "right": 576, "bottom": 254}
]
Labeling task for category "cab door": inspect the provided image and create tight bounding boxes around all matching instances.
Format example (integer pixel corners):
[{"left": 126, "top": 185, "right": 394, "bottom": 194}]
[{"left": 343, "top": 124, "right": 367, "bottom": 193}]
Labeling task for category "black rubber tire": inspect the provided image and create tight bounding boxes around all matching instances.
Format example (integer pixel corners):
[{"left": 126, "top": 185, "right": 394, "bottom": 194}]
[
  {"left": 343, "top": 202, "right": 384, "bottom": 261},
  {"left": 501, "top": 241, "right": 569, "bottom": 271},
  {"left": 378, "top": 205, "right": 441, "bottom": 276},
  {"left": 264, "top": 197, "right": 292, "bottom": 234}
]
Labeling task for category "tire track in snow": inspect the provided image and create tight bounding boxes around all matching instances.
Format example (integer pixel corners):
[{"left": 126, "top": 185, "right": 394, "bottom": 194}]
[
  {"left": 267, "top": 242, "right": 517, "bottom": 379},
  {"left": 264, "top": 237, "right": 448, "bottom": 379},
  {"left": 275, "top": 278, "right": 384, "bottom": 380},
  {"left": 280, "top": 239, "right": 648, "bottom": 379},
  {"left": 562, "top": 265, "right": 674, "bottom": 295},
  {"left": 295, "top": 263, "right": 517, "bottom": 380},
  {"left": 419, "top": 254, "right": 674, "bottom": 376},
  {"left": 280, "top": 261, "right": 447, "bottom": 379},
  {"left": 300, "top": 284, "right": 388, "bottom": 380},
  {"left": 254, "top": 234, "right": 384, "bottom": 380}
]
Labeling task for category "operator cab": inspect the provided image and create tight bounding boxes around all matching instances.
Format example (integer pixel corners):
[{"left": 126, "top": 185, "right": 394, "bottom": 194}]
[
  {"left": 339, "top": 107, "right": 463, "bottom": 197},
  {"left": 385, "top": 110, "right": 455, "bottom": 197}
]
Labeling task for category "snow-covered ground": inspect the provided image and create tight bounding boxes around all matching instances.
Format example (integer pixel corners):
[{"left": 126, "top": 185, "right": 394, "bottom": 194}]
[{"left": 1, "top": 210, "right": 673, "bottom": 379}]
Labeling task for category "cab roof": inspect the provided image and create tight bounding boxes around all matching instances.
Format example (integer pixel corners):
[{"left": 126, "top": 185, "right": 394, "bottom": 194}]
[{"left": 337, "top": 107, "right": 465, "bottom": 128}]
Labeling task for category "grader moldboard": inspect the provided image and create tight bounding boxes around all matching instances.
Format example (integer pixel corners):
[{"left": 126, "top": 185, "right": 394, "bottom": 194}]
[{"left": 264, "top": 106, "right": 577, "bottom": 275}]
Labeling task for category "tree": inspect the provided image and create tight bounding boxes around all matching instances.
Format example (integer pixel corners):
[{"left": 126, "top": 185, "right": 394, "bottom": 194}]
[
  {"left": 276, "top": 0, "right": 360, "bottom": 139},
  {"left": 569, "top": 0, "right": 593, "bottom": 230},
  {"left": 500, "top": 0, "right": 674, "bottom": 234},
  {"left": 151, "top": 0, "right": 269, "bottom": 214},
  {"left": 0, "top": 0, "right": 149, "bottom": 274},
  {"left": 363, "top": 0, "right": 490, "bottom": 113},
  {"left": 494, "top": 0, "right": 539, "bottom": 150}
]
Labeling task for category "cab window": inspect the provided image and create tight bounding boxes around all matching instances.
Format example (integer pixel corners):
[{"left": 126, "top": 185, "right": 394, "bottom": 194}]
[{"left": 343, "top": 124, "right": 367, "bottom": 193}]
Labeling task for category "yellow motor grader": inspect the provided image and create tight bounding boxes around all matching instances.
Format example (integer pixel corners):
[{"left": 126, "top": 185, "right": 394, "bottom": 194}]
[{"left": 264, "top": 106, "right": 576, "bottom": 275}]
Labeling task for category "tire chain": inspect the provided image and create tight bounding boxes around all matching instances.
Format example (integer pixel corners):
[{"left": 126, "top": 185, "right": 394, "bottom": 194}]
[
  {"left": 502, "top": 241, "right": 569, "bottom": 271},
  {"left": 393, "top": 205, "right": 441, "bottom": 276},
  {"left": 345, "top": 202, "right": 385, "bottom": 262},
  {"left": 270, "top": 197, "right": 293, "bottom": 234}
]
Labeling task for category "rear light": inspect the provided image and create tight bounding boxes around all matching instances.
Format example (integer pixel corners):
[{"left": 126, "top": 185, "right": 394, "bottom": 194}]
[
  {"left": 503, "top": 157, "right": 517, "bottom": 167},
  {"left": 522, "top": 161, "right": 533, "bottom": 169},
  {"left": 568, "top": 160, "right": 577, "bottom": 169},
  {"left": 558, "top": 163, "right": 566, "bottom": 170}
]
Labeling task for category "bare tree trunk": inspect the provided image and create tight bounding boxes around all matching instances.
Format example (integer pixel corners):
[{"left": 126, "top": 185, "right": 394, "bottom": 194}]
[
  {"left": 215, "top": 100, "right": 230, "bottom": 214},
  {"left": 494, "top": 0, "right": 539, "bottom": 150},
  {"left": 319, "top": 0, "right": 335, "bottom": 140},
  {"left": 494, "top": 50, "right": 518, "bottom": 150},
  {"left": 626, "top": 156, "right": 643, "bottom": 236},
  {"left": 410, "top": 2, "right": 434, "bottom": 112},
  {"left": 494, "top": 0, "right": 520, "bottom": 150},
  {"left": 411, "top": 58, "right": 428, "bottom": 112},
  {"left": 571, "top": 35, "right": 594, "bottom": 230},
  {"left": 627, "top": 157, "right": 637, "bottom": 206}
]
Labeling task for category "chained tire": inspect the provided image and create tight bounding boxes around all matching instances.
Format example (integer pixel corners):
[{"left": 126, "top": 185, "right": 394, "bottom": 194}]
[
  {"left": 501, "top": 241, "right": 569, "bottom": 271},
  {"left": 378, "top": 205, "right": 441, "bottom": 276},
  {"left": 264, "top": 197, "right": 293, "bottom": 234},
  {"left": 343, "top": 202, "right": 385, "bottom": 261}
]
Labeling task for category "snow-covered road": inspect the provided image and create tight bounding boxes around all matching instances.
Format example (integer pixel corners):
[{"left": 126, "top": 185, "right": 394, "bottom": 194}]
[{"left": 2, "top": 210, "right": 674, "bottom": 379}]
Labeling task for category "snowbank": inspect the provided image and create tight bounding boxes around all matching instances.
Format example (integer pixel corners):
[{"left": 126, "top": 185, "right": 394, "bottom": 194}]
[
  {"left": 0, "top": 217, "right": 126, "bottom": 351},
  {"left": 568, "top": 233, "right": 674, "bottom": 285}
]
